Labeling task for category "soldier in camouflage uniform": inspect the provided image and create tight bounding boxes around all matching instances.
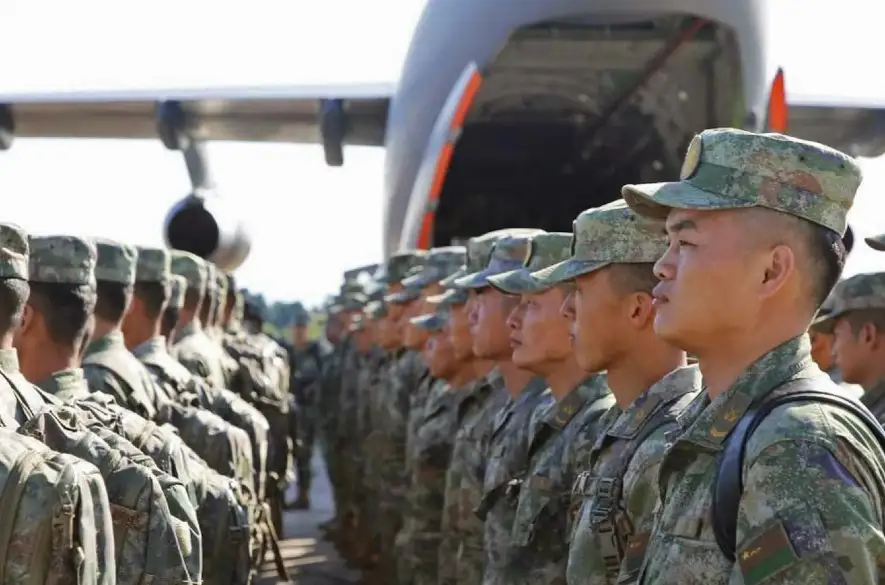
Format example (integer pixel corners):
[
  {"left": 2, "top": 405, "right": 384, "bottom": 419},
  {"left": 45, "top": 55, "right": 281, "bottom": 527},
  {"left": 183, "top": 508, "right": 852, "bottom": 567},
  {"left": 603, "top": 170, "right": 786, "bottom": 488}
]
[
  {"left": 808, "top": 289, "right": 863, "bottom": 397},
  {"left": 286, "top": 301, "right": 326, "bottom": 510},
  {"left": 477, "top": 232, "right": 612, "bottom": 585},
  {"left": 81, "top": 239, "right": 163, "bottom": 419},
  {"left": 455, "top": 232, "right": 553, "bottom": 585},
  {"left": 168, "top": 251, "right": 229, "bottom": 389},
  {"left": 621, "top": 128, "right": 885, "bottom": 584},
  {"left": 815, "top": 272, "right": 885, "bottom": 418},
  {"left": 162, "top": 275, "right": 187, "bottom": 342},
  {"left": 512, "top": 203, "right": 696, "bottom": 585}
]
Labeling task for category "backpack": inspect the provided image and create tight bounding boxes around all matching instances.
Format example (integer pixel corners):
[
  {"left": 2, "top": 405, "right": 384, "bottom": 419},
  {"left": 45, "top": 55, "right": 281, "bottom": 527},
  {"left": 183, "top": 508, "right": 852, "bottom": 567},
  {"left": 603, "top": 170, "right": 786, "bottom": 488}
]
[
  {"left": 712, "top": 384, "right": 885, "bottom": 561},
  {"left": 18, "top": 405, "right": 200, "bottom": 585},
  {"left": 0, "top": 429, "right": 115, "bottom": 585}
]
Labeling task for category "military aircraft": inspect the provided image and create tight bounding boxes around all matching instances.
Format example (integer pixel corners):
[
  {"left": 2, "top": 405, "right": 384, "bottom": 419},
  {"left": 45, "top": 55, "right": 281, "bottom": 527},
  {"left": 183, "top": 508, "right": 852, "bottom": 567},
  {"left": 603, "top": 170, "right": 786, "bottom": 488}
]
[{"left": 1, "top": 0, "right": 879, "bottom": 268}]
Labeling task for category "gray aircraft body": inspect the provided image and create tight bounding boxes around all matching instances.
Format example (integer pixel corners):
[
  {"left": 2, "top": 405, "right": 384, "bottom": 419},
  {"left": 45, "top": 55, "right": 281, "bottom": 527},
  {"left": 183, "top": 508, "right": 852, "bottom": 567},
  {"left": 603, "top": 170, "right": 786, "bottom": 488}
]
[{"left": 1, "top": 0, "right": 880, "bottom": 267}]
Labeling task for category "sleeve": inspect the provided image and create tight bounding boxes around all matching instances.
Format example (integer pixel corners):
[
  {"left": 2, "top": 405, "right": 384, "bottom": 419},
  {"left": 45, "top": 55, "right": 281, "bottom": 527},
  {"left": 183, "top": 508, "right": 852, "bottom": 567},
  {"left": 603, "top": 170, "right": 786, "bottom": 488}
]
[{"left": 732, "top": 438, "right": 885, "bottom": 585}]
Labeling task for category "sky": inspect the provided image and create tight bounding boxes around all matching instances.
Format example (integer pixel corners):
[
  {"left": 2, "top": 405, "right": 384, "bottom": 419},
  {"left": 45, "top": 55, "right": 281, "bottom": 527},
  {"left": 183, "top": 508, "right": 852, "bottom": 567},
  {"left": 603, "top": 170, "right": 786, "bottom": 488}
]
[{"left": 1, "top": 0, "right": 884, "bottom": 304}]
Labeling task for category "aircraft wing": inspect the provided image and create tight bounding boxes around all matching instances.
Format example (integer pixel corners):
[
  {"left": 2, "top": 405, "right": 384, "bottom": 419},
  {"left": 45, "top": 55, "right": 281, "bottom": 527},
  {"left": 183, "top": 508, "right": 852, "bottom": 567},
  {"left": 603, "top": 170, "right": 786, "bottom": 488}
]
[
  {"left": 0, "top": 83, "right": 393, "bottom": 152},
  {"left": 785, "top": 94, "right": 885, "bottom": 159}
]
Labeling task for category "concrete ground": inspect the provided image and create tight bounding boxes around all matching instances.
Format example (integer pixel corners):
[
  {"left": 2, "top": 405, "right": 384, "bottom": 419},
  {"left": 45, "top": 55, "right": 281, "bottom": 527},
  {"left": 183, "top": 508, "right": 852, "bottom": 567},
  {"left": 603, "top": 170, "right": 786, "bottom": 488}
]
[{"left": 257, "top": 448, "right": 361, "bottom": 585}]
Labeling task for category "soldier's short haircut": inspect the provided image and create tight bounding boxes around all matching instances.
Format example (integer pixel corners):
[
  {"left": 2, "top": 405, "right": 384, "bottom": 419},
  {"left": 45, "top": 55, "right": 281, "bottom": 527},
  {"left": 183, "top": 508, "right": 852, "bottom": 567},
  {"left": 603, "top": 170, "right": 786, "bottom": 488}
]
[
  {"left": 95, "top": 281, "right": 133, "bottom": 323},
  {"left": 183, "top": 290, "right": 201, "bottom": 312},
  {"left": 161, "top": 306, "right": 180, "bottom": 338},
  {"left": 0, "top": 279, "right": 29, "bottom": 334},
  {"left": 843, "top": 309, "right": 885, "bottom": 337},
  {"left": 134, "top": 282, "right": 169, "bottom": 321},
  {"left": 28, "top": 282, "right": 96, "bottom": 347},
  {"left": 745, "top": 209, "right": 845, "bottom": 312},
  {"left": 608, "top": 263, "right": 658, "bottom": 296}
]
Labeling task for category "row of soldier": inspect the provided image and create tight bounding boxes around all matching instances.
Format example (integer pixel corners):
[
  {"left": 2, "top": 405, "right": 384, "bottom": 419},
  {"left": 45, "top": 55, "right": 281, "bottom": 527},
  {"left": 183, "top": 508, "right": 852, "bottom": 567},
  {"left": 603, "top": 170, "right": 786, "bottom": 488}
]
[
  {"left": 0, "top": 230, "right": 297, "bottom": 585},
  {"left": 318, "top": 128, "right": 885, "bottom": 585}
]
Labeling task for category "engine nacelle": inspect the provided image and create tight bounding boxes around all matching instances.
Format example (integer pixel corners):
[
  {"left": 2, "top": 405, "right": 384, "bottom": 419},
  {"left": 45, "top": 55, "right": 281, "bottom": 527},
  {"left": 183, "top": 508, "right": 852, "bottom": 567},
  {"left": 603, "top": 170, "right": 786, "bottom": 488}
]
[{"left": 163, "top": 191, "right": 252, "bottom": 272}]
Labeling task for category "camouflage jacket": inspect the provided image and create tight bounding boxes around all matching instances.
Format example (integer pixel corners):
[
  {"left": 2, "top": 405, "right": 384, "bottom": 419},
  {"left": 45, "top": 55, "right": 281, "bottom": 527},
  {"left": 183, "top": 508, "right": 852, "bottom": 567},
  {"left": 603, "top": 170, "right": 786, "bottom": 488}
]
[
  {"left": 504, "top": 374, "right": 613, "bottom": 585},
  {"left": 0, "top": 349, "right": 52, "bottom": 426},
  {"left": 639, "top": 336, "right": 885, "bottom": 585},
  {"left": 406, "top": 374, "right": 439, "bottom": 481},
  {"left": 287, "top": 340, "right": 325, "bottom": 408},
  {"left": 82, "top": 331, "right": 160, "bottom": 420},
  {"left": 566, "top": 366, "right": 701, "bottom": 585},
  {"left": 438, "top": 374, "right": 501, "bottom": 585},
  {"left": 171, "top": 320, "right": 228, "bottom": 390},
  {"left": 481, "top": 377, "right": 552, "bottom": 585},
  {"left": 861, "top": 378, "right": 885, "bottom": 423},
  {"left": 450, "top": 369, "right": 510, "bottom": 585}
]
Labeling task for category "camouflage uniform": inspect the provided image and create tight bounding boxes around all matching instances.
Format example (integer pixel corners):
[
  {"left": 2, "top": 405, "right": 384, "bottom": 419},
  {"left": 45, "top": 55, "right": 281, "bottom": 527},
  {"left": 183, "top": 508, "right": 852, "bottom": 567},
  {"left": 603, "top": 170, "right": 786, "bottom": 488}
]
[
  {"left": 479, "top": 233, "right": 616, "bottom": 585},
  {"left": 82, "top": 239, "right": 163, "bottom": 420},
  {"left": 169, "top": 251, "right": 228, "bottom": 389},
  {"left": 621, "top": 129, "right": 885, "bottom": 584},
  {"left": 812, "top": 272, "right": 885, "bottom": 419}
]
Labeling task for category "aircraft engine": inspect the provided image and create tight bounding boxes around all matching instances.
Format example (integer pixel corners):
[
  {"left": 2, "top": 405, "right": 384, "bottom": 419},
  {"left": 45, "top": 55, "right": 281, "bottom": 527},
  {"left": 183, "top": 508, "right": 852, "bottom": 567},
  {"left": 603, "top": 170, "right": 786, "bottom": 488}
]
[{"left": 163, "top": 190, "right": 252, "bottom": 272}]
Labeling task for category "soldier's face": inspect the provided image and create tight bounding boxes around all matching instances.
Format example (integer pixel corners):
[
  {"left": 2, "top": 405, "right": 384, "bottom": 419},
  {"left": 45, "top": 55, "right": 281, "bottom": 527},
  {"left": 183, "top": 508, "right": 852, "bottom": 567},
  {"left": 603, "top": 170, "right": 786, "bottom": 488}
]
[
  {"left": 654, "top": 209, "right": 763, "bottom": 352},
  {"left": 567, "top": 269, "right": 638, "bottom": 372},
  {"left": 809, "top": 329, "right": 835, "bottom": 371},
  {"left": 832, "top": 317, "right": 876, "bottom": 384},
  {"left": 507, "top": 288, "right": 571, "bottom": 371},
  {"left": 469, "top": 288, "right": 516, "bottom": 360},
  {"left": 403, "top": 319, "right": 429, "bottom": 350},
  {"left": 425, "top": 331, "right": 456, "bottom": 379},
  {"left": 448, "top": 304, "right": 474, "bottom": 360},
  {"left": 378, "top": 315, "right": 400, "bottom": 349}
]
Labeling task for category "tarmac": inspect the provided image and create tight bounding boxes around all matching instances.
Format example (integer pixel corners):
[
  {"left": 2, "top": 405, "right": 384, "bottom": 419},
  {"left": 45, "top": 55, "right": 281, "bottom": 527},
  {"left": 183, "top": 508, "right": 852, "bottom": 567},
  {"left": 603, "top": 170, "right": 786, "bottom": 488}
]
[{"left": 258, "top": 449, "right": 361, "bottom": 585}]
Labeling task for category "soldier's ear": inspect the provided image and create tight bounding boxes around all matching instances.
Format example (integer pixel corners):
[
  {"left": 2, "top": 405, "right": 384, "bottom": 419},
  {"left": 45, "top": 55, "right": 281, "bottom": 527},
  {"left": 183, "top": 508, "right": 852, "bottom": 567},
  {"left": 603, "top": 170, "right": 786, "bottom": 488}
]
[{"left": 19, "top": 303, "right": 35, "bottom": 335}]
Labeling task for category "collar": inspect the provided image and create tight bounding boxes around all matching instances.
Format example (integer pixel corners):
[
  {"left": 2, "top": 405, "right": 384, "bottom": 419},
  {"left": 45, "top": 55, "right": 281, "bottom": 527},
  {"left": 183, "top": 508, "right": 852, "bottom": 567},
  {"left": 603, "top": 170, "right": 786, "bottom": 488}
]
[
  {"left": 37, "top": 367, "right": 91, "bottom": 400},
  {"left": 544, "top": 372, "right": 609, "bottom": 430},
  {"left": 678, "top": 335, "right": 816, "bottom": 451},
  {"left": 0, "top": 348, "right": 20, "bottom": 373},
  {"left": 131, "top": 336, "right": 168, "bottom": 359},
  {"left": 606, "top": 365, "right": 702, "bottom": 439},
  {"left": 84, "top": 330, "right": 126, "bottom": 358}
]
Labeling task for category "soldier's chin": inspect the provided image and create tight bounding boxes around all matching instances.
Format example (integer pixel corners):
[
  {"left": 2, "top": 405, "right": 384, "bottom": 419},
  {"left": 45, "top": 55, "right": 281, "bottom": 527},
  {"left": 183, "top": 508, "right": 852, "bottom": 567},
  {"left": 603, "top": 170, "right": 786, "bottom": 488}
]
[{"left": 652, "top": 313, "right": 687, "bottom": 348}]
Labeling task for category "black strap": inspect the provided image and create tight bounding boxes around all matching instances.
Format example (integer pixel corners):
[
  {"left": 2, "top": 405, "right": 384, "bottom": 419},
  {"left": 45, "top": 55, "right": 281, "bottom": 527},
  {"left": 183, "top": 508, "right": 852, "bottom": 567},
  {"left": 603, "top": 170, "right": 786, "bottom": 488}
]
[{"left": 713, "top": 389, "right": 885, "bottom": 561}]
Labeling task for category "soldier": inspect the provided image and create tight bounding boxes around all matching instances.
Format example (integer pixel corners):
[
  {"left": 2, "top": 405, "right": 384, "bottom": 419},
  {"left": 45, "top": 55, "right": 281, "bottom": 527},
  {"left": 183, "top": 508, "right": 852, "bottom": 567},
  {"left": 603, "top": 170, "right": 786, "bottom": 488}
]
[
  {"left": 481, "top": 232, "right": 614, "bottom": 585},
  {"left": 815, "top": 272, "right": 885, "bottom": 418},
  {"left": 455, "top": 232, "right": 551, "bottom": 585},
  {"left": 808, "top": 291, "right": 863, "bottom": 397},
  {"left": 286, "top": 301, "right": 325, "bottom": 510},
  {"left": 81, "top": 239, "right": 162, "bottom": 419},
  {"left": 621, "top": 128, "right": 885, "bottom": 583},
  {"left": 163, "top": 274, "right": 187, "bottom": 343},
  {"left": 169, "top": 250, "right": 228, "bottom": 389}
]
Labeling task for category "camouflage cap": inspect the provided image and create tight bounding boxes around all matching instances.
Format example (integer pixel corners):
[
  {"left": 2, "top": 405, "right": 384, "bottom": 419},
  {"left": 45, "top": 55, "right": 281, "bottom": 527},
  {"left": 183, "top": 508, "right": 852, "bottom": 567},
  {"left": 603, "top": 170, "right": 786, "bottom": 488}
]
[
  {"left": 811, "top": 272, "right": 885, "bottom": 332},
  {"left": 28, "top": 235, "right": 96, "bottom": 286},
  {"left": 622, "top": 128, "right": 862, "bottom": 236},
  {"left": 410, "top": 311, "right": 446, "bottom": 332},
  {"left": 866, "top": 233, "right": 885, "bottom": 252},
  {"left": 374, "top": 250, "right": 428, "bottom": 285},
  {"left": 94, "top": 239, "right": 137, "bottom": 285},
  {"left": 170, "top": 250, "right": 208, "bottom": 295},
  {"left": 291, "top": 302, "right": 310, "bottom": 327},
  {"left": 401, "top": 246, "right": 467, "bottom": 290},
  {"left": 455, "top": 231, "right": 545, "bottom": 289},
  {"left": 463, "top": 229, "right": 544, "bottom": 274},
  {"left": 426, "top": 287, "right": 469, "bottom": 308},
  {"left": 344, "top": 263, "right": 380, "bottom": 284},
  {"left": 532, "top": 199, "right": 668, "bottom": 286},
  {"left": 487, "top": 233, "right": 572, "bottom": 294},
  {"left": 0, "top": 224, "right": 29, "bottom": 281},
  {"left": 364, "top": 300, "right": 388, "bottom": 319},
  {"left": 349, "top": 314, "right": 366, "bottom": 333},
  {"left": 168, "top": 275, "right": 187, "bottom": 309},
  {"left": 385, "top": 287, "right": 422, "bottom": 306},
  {"left": 439, "top": 267, "right": 467, "bottom": 289},
  {"left": 135, "top": 246, "right": 170, "bottom": 284}
]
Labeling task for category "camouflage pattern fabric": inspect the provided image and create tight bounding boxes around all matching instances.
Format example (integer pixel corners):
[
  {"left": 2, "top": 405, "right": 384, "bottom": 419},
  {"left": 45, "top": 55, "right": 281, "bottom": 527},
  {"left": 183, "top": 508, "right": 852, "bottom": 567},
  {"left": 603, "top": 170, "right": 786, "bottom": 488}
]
[
  {"left": 566, "top": 367, "right": 701, "bottom": 585},
  {"left": 0, "top": 349, "right": 55, "bottom": 426},
  {"left": 287, "top": 340, "right": 325, "bottom": 493},
  {"left": 0, "top": 429, "right": 116, "bottom": 585},
  {"left": 638, "top": 336, "right": 885, "bottom": 585},
  {"left": 811, "top": 271, "right": 885, "bottom": 332},
  {"left": 81, "top": 331, "right": 159, "bottom": 420},
  {"left": 93, "top": 238, "right": 137, "bottom": 284},
  {"left": 496, "top": 375, "right": 612, "bottom": 585},
  {"left": 480, "top": 377, "right": 552, "bottom": 585},
  {"left": 449, "top": 370, "right": 509, "bottom": 585},
  {"left": 0, "top": 222, "right": 29, "bottom": 281},
  {"left": 621, "top": 128, "right": 862, "bottom": 236},
  {"left": 172, "top": 320, "right": 229, "bottom": 390},
  {"left": 403, "top": 380, "right": 460, "bottom": 585}
]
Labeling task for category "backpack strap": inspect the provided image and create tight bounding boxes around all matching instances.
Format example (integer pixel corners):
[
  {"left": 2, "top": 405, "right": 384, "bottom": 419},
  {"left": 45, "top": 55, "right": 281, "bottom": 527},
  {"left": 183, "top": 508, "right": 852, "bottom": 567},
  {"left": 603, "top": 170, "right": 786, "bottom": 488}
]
[
  {"left": 83, "top": 349, "right": 154, "bottom": 415},
  {"left": 712, "top": 386, "right": 885, "bottom": 562}
]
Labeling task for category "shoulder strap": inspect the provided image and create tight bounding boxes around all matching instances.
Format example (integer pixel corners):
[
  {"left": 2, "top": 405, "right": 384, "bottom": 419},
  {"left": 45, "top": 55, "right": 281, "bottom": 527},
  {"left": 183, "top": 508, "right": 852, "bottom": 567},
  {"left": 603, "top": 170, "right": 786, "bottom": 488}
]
[
  {"left": 0, "top": 369, "right": 38, "bottom": 420},
  {"left": 713, "top": 388, "right": 885, "bottom": 562},
  {"left": 83, "top": 349, "right": 149, "bottom": 402}
]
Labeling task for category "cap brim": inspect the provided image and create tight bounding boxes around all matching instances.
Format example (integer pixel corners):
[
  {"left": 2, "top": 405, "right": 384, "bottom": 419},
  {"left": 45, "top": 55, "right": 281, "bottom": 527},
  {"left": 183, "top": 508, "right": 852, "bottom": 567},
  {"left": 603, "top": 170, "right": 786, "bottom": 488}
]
[
  {"left": 487, "top": 268, "right": 550, "bottom": 295},
  {"left": 426, "top": 288, "right": 468, "bottom": 307},
  {"left": 401, "top": 271, "right": 436, "bottom": 289},
  {"left": 865, "top": 234, "right": 885, "bottom": 251},
  {"left": 809, "top": 312, "right": 837, "bottom": 333},
  {"left": 530, "top": 258, "right": 611, "bottom": 287},
  {"left": 453, "top": 268, "right": 497, "bottom": 290},
  {"left": 439, "top": 268, "right": 467, "bottom": 289},
  {"left": 621, "top": 181, "right": 755, "bottom": 220},
  {"left": 410, "top": 313, "right": 444, "bottom": 332},
  {"left": 384, "top": 288, "right": 421, "bottom": 305}
]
